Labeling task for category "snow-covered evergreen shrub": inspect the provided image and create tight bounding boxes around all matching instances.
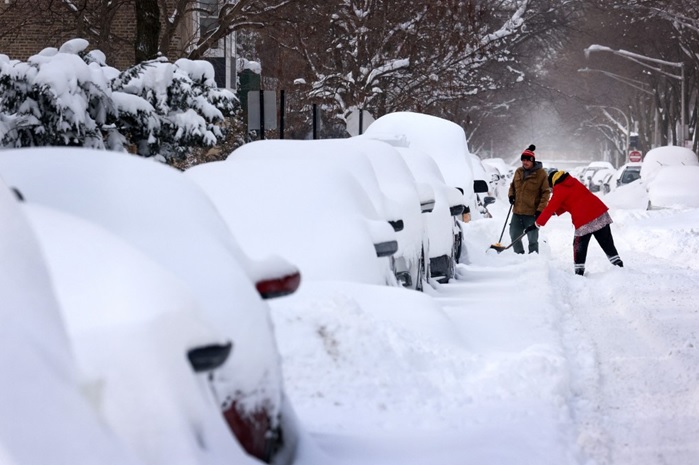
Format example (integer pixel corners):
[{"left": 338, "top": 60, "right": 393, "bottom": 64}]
[
  {"left": 111, "top": 57, "right": 238, "bottom": 160},
  {"left": 0, "top": 39, "right": 119, "bottom": 150},
  {"left": 0, "top": 39, "right": 239, "bottom": 162}
]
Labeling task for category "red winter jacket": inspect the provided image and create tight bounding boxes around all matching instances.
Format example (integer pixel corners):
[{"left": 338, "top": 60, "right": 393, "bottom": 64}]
[{"left": 536, "top": 173, "right": 608, "bottom": 229}]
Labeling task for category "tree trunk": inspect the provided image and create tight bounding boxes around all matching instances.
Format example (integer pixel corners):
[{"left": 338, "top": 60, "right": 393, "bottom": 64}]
[{"left": 135, "top": 0, "right": 161, "bottom": 63}]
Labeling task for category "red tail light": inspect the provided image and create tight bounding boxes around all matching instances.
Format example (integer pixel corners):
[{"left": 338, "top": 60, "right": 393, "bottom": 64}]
[
  {"left": 255, "top": 271, "right": 301, "bottom": 299},
  {"left": 223, "top": 402, "right": 280, "bottom": 462}
]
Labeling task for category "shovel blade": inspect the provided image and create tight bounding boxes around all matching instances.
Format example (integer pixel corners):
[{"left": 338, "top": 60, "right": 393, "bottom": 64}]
[{"left": 489, "top": 244, "right": 507, "bottom": 253}]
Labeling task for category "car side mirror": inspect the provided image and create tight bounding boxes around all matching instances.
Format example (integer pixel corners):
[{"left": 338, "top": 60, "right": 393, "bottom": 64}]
[
  {"left": 389, "top": 219, "right": 404, "bottom": 232},
  {"left": 483, "top": 196, "right": 496, "bottom": 206},
  {"left": 450, "top": 205, "right": 465, "bottom": 216},
  {"left": 420, "top": 201, "right": 435, "bottom": 213},
  {"left": 473, "top": 179, "right": 489, "bottom": 194},
  {"left": 375, "top": 240, "right": 398, "bottom": 257}
]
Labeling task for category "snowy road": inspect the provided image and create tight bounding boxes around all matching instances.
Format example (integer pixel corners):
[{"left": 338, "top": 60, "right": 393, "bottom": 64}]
[
  {"left": 272, "top": 204, "right": 699, "bottom": 465},
  {"left": 547, "top": 209, "right": 699, "bottom": 465}
]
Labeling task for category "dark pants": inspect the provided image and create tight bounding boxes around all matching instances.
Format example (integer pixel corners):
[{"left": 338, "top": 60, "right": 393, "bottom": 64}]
[
  {"left": 572, "top": 224, "right": 623, "bottom": 275},
  {"left": 509, "top": 213, "right": 538, "bottom": 254}
]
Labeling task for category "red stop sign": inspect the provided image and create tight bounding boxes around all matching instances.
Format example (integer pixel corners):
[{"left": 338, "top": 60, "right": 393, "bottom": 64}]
[{"left": 629, "top": 150, "right": 642, "bottom": 162}]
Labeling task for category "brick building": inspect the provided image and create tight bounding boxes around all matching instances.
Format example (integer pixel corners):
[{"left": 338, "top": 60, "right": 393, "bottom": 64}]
[{"left": 0, "top": 0, "right": 238, "bottom": 88}]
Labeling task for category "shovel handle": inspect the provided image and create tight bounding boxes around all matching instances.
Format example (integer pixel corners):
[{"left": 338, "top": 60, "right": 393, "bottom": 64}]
[{"left": 497, "top": 203, "right": 513, "bottom": 244}]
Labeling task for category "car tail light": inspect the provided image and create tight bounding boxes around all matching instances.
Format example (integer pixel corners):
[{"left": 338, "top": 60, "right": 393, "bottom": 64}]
[
  {"left": 223, "top": 402, "right": 280, "bottom": 463},
  {"left": 256, "top": 271, "right": 301, "bottom": 299}
]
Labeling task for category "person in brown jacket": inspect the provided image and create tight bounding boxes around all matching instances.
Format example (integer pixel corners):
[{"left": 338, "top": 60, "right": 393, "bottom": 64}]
[{"left": 507, "top": 144, "right": 551, "bottom": 253}]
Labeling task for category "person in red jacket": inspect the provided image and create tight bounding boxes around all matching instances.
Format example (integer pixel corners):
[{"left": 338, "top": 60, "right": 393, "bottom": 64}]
[{"left": 525, "top": 170, "right": 623, "bottom": 276}]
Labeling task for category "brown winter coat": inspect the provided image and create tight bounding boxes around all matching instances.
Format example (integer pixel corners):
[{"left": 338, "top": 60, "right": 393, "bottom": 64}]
[{"left": 508, "top": 163, "right": 551, "bottom": 216}]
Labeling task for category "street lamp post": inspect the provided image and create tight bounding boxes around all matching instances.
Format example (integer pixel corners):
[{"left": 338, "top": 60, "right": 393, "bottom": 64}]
[
  {"left": 578, "top": 68, "right": 654, "bottom": 96},
  {"left": 584, "top": 45, "right": 687, "bottom": 146}
]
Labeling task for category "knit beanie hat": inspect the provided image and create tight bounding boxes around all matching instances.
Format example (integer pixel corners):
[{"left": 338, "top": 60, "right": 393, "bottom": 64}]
[
  {"left": 548, "top": 170, "right": 567, "bottom": 187},
  {"left": 521, "top": 144, "right": 536, "bottom": 161}
]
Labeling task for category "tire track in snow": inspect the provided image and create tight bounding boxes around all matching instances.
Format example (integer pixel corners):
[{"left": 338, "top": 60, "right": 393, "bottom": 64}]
[{"left": 547, "top": 219, "right": 699, "bottom": 465}]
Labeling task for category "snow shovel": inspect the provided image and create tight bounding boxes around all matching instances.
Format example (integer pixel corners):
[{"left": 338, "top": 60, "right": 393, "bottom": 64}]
[
  {"left": 488, "top": 203, "right": 512, "bottom": 251},
  {"left": 489, "top": 229, "right": 529, "bottom": 254}
]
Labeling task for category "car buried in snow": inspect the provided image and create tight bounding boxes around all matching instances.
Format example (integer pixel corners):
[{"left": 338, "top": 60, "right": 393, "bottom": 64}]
[
  {"left": 0, "top": 177, "right": 145, "bottom": 465},
  {"left": 615, "top": 163, "right": 642, "bottom": 188},
  {"left": 382, "top": 142, "right": 473, "bottom": 283},
  {"left": 0, "top": 148, "right": 301, "bottom": 465},
  {"left": 186, "top": 142, "right": 400, "bottom": 288},
  {"left": 24, "top": 202, "right": 262, "bottom": 465}
]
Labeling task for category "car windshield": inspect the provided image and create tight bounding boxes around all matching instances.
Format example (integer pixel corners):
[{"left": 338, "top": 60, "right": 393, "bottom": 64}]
[{"left": 621, "top": 168, "right": 641, "bottom": 184}]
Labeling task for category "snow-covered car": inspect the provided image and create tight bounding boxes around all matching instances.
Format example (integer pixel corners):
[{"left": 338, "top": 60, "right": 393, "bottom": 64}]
[
  {"left": 480, "top": 157, "right": 508, "bottom": 197},
  {"left": 224, "top": 138, "right": 418, "bottom": 288},
  {"left": 187, "top": 144, "right": 399, "bottom": 287},
  {"left": 612, "top": 162, "right": 643, "bottom": 189},
  {"left": 469, "top": 153, "right": 497, "bottom": 216},
  {"left": 0, "top": 148, "right": 300, "bottom": 464},
  {"left": 0, "top": 178, "right": 142, "bottom": 465},
  {"left": 392, "top": 145, "right": 472, "bottom": 283},
  {"left": 25, "top": 203, "right": 259, "bottom": 465},
  {"left": 363, "top": 111, "right": 489, "bottom": 221},
  {"left": 570, "top": 165, "right": 587, "bottom": 183},
  {"left": 342, "top": 136, "right": 429, "bottom": 289},
  {"left": 580, "top": 161, "right": 615, "bottom": 189},
  {"left": 647, "top": 165, "right": 699, "bottom": 209},
  {"left": 640, "top": 146, "right": 699, "bottom": 183},
  {"left": 589, "top": 167, "right": 616, "bottom": 193},
  {"left": 361, "top": 118, "right": 489, "bottom": 278}
]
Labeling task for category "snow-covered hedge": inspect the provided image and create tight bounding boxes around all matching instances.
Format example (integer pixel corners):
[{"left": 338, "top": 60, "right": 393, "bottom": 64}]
[{"left": 0, "top": 39, "right": 238, "bottom": 162}]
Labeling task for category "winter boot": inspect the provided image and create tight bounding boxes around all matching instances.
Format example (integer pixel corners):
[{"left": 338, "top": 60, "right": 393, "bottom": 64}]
[
  {"left": 609, "top": 255, "right": 623, "bottom": 267},
  {"left": 574, "top": 264, "right": 585, "bottom": 276}
]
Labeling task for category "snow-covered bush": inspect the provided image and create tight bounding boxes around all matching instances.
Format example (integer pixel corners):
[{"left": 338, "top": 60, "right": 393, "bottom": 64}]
[
  {"left": 111, "top": 57, "right": 238, "bottom": 160},
  {"left": 0, "top": 39, "right": 239, "bottom": 162},
  {"left": 0, "top": 40, "right": 118, "bottom": 150}
]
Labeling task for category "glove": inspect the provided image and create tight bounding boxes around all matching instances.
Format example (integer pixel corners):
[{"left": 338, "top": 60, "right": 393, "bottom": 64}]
[
  {"left": 509, "top": 195, "right": 515, "bottom": 205},
  {"left": 524, "top": 223, "right": 539, "bottom": 233},
  {"left": 535, "top": 211, "right": 541, "bottom": 220}
]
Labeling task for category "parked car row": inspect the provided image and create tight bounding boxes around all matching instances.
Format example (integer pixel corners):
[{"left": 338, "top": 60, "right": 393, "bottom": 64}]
[
  {"left": 0, "top": 111, "right": 491, "bottom": 464},
  {"left": 578, "top": 161, "right": 615, "bottom": 192},
  {"left": 361, "top": 111, "right": 491, "bottom": 277},
  {"left": 187, "top": 111, "right": 490, "bottom": 291},
  {"left": 597, "top": 146, "right": 699, "bottom": 210}
]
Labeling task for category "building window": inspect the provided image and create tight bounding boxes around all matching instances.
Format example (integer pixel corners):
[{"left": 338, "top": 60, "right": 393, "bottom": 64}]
[{"left": 199, "top": 0, "right": 220, "bottom": 49}]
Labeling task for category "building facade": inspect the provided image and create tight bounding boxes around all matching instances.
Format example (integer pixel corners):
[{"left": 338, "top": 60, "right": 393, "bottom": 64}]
[{"left": 0, "top": 0, "right": 237, "bottom": 88}]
